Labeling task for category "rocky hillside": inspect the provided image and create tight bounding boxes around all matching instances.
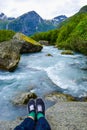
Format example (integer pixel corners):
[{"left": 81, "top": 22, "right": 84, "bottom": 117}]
[
  {"left": 51, "top": 15, "right": 67, "bottom": 25},
  {"left": 0, "top": 13, "right": 15, "bottom": 29},
  {"left": 0, "top": 13, "right": 7, "bottom": 20},
  {"left": 0, "top": 11, "right": 67, "bottom": 36}
]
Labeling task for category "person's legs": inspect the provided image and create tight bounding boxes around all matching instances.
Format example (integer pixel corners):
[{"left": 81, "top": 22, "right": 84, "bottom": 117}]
[
  {"left": 35, "top": 98, "right": 51, "bottom": 130},
  {"left": 14, "top": 117, "right": 35, "bottom": 130},
  {"left": 14, "top": 99, "right": 36, "bottom": 130}
]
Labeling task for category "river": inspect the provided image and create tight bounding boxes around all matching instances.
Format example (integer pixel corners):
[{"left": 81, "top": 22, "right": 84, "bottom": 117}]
[{"left": 0, "top": 46, "right": 87, "bottom": 120}]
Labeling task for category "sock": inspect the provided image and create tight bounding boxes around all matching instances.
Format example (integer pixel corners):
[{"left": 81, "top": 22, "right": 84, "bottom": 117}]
[
  {"left": 37, "top": 112, "right": 44, "bottom": 120},
  {"left": 28, "top": 111, "right": 35, "bottom": 119}
]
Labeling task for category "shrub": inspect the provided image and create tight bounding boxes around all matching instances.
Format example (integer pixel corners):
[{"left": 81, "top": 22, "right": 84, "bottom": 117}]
[{"left": 0, "top": 30, "right": 15, "bottom": 42}]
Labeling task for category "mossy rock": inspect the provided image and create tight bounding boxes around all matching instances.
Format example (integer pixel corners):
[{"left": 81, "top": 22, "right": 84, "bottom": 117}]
[
  {"left": 13, "top": 33, "right": 43, "bottom": 53},
  {"left": 13, "top": 33, "right": 42, "bottom": 46},
  {"left": 46, "top": 53, "right": 53, "bottom": 57},
  {"left": 12, "top": 92, "right": 37, "bottom": 105},
  {"left": 45, "top": 92, "right": 76, "bottom": 102},
  {"left": 61, "top": 50, "right": 74, "bottom": 55}
]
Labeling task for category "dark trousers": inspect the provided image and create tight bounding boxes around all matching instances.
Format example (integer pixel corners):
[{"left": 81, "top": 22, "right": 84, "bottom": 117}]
[{"left": 14, "top": 117, "right": 51, "bottom": 130}]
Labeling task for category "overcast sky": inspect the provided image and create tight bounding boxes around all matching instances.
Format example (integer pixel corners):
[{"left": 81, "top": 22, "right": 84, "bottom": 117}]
[{"left": 0, "top": 0, "right": 87, "bottom": 19}]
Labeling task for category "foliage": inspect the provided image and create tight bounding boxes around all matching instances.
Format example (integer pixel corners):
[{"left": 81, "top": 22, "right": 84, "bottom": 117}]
[
  {"left": 0, "top": 30, "right": 15, "bottom": 42},
  {"left": 31, "top": 29, "right": 59, "bottom": 45},
  {"left": 56, "top": 13, "right": 87, "bottom": 55},
  {"left": 32, "top": 12, "right": 87, "bottom": 55}
]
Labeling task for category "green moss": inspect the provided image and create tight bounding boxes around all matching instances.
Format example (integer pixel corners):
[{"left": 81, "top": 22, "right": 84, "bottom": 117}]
[{"left": 21, "top": 34, "right": 41, "bottom": 46}]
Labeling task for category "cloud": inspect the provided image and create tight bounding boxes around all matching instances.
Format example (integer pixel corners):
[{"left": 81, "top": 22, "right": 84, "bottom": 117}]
[{"left": 0, "top": 0, "right": 87, "bottom": 19}]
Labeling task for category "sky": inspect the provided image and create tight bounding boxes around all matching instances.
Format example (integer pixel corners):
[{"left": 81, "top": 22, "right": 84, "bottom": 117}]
[{"left": 0, "top": 0, "right": 87, "bottom": 19}]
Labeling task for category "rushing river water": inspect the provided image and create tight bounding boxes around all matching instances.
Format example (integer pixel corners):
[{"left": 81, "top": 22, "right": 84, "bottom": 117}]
[{"left": 0, "top": 46, "right": 87, "bottom": 120}]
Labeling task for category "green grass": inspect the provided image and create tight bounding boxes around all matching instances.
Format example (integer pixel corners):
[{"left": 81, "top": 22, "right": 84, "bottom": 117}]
[{"left": 0, "top": 30, "right": 15, "bottom": 42}]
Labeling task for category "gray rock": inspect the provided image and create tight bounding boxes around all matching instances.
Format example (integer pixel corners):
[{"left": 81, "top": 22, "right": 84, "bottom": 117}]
[
  {"left": 46, "top": 53, "right": 53, "bottom": 57},
  {"left": 13, "top": 33, "right": 43, "bottom": 54},
  {"left": 0, "top": 102, "right": 87, "bottom": 130},
  {"left": 45, "top": 92, "right": 76, "bottom": 102},
  {"left": 61, "top": 50, "right": 74, "bottom": 55},
  {"left": 46, "top": 102, "right": 87, "bottom": 130},
  {"left": 0, "top": 33, "right": 43, "bottom": 71},
  {"left": 12, "top": 92, "right": 37, "bottom": 105},
  {"left": 0, "top": 118, "right": 24, "bottom": 130},
  {"left": 0, "top": 40, "right": 20, "bottom": 71},
  {"left": 39, "top": 40, "right": 49, "bottom": 46}
]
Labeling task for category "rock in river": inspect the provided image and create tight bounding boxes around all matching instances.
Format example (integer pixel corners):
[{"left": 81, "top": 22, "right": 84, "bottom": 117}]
[
  {"left": 13, "top": 33, "right": 43, "bottom": 53},
  {"left": 0, "top": 33, "right": 43, "bottom": 71},
  {"left": 0, "top": 40, "right": 20, "bottom": 71},
  {"left": 12, "top": 92, "right": 37, "bottom": 105}
]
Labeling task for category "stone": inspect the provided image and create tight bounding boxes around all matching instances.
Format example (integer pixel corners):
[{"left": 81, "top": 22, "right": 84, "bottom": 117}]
[
  {"left": 39, "top": 40, "right": 49, "bottom": 46},
  {"left": 12, "top": 92, "right": 37, "bottom": 105},
  {"left": 46, "top": 102, "right": 87, "bottom": 130},
  {"left": 13, "top": 33, "right": 43, "bottom": 54},
  {"left": 0, "top": 102, "right": 87, "bottom": 130},
  {"left": 61, "top": 50, "right": 74, "bottom": 55},
  {"left": 46, "top": 53, "right": 53, "bottom": 57},
  {"left": 0, "top": 32, "right": 43, "bottom": 71},
  {"left": 45, "top": 92, "right": 76, "bottom": 102},
  {"left": 0, "top": 40, "right": 20, "bottom": 71}
]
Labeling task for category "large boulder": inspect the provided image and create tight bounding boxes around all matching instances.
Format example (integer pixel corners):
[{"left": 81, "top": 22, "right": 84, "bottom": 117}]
[
  {"left": 0, "top": 33, "right": 43, "bottom": 71},
  {"left": 0, "top": 102, "right": 87, "bottom": 130},
  {"left": 13, "top": 33, "right": 43, "bottom": 53},
  {"left": 0, "top": 40, "right": 20, "bottom": 71},
  {"left": 46, "top": 102, "right": 87, "bottom": 130}
]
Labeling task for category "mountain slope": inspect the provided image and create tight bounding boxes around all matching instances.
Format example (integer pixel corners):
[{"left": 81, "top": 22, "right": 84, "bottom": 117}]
[
  {"left": 79, "top": 5, "right": 87, "bottom": 13},
  {"left": 0, "top": 11, "right": 67, "bottom": 36},
  {"left": 32, "top": 6, "right": 87, "bottom": 55},
  {"left": 7, "top": 11, "right": 55, "bottom": 36}
]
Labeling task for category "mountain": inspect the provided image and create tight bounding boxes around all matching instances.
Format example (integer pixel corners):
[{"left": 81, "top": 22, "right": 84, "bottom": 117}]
[
  {"left": 0, "top": 12, "right": 15, "bottom": 21},
  {"left": 8, "top": 11, "right": 55, "bottom": 36},
  {"left": 0, "top": 12, "right": 15, "bottom": 29},
  {"left": 32, "top": 5, "right": 87, "bottom": 55},
  {"left": 8, "top": 11, "right": 64, "bottom": 36},
  {"left": 51, "top": 15, "right": 67, "bottom": 25},
  {"left": 79, "top": 5, "right": 87, "bottom": 13},
  {"left": 0, "top": 11, "right": 67, "bottom": 36},
  {"left": 0, "top": 13, "right": 7, "bottom": 20}
]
